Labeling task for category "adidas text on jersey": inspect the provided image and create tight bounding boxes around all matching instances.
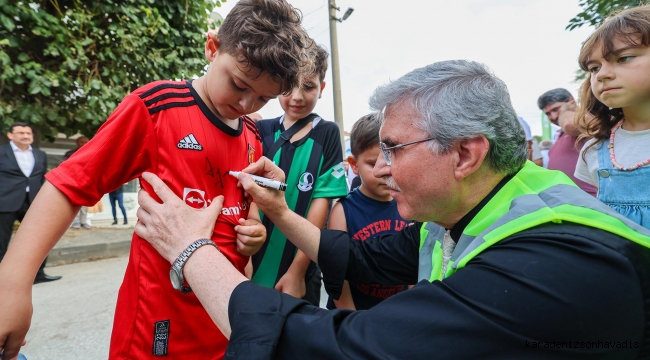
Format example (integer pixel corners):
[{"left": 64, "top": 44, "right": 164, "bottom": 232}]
[{"left": 177, "top": 134, "right": 203, "bottom": 151}]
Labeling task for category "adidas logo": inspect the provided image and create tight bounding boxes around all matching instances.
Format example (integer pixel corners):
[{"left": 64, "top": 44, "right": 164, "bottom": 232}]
[{"left": 177, "top": 134, "right": 203, "bottom": 151}]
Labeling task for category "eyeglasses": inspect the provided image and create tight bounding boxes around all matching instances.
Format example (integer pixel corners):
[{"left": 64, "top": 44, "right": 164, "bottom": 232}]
[{"left": 379, "top": 137, "right": 435, "bottom": 165}]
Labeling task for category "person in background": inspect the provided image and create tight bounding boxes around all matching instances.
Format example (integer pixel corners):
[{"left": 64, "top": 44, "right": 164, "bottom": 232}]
[
  {"left": 540, "top": 139, "right": 553, "bottom": 168},
  {"left": 253, "top": 45, "right": 348, "bottom": 305},
  {"left": 517, "top": 116, "right": 543, "bottom": 166},
  {"left": 538, "top": 88, "right": 597, "bottom": 196},
  {"left": 62, "top": 136, "right": 90, "bottom": 229},
  {"left": 0, "top": 123, "right": 61, "bottom": 284},
  {"left": 574, "top": 5, "right": 650, "bottom": 228},
  {"left": 109, "top": 185, "right": 128, "bottom": 225},
  {"left": 327, "top": 113, "right": 417, "bottom": 310}
]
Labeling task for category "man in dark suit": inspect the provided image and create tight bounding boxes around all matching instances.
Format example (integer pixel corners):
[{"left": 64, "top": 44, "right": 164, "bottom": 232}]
[{"left": 0, "top": 122, "right": 61, "bottom": 284}]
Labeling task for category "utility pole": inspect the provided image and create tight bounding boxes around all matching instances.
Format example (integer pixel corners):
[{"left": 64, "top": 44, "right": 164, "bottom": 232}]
[{"left": 328, "top": 1, "right": 353, "bottom": 155}]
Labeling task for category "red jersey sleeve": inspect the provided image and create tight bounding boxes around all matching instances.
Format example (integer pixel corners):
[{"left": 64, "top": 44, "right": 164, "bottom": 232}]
[{"left": 46, "top": 94, "right": 158, "bottom": 206}]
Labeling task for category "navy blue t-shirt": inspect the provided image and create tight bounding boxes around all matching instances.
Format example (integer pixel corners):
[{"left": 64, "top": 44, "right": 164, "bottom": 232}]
[{"left": 328, "top": 188, "right": 411, "bottom": 310}]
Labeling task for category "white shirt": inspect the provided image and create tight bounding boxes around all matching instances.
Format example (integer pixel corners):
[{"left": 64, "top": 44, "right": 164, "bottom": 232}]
[
  {"left": 517, "top": 116, "right": 533, "bottom": 141},
  {"left": 575, "top": 127, "right": 650, "bottom": 187},
  {"left": 10, "top": 141, "right": 35, "bottom": 192}
]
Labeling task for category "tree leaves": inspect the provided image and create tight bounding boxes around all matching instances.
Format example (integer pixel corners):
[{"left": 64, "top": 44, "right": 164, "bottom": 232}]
[
  {"left": 0, "top": 0, "right": 218, "bottom": 140},
  {"left": 567, "top": 0, "right": 643, "bottom": 30},
  {"left": 0, "top": 14, "right": 14, "bottom": 31}
]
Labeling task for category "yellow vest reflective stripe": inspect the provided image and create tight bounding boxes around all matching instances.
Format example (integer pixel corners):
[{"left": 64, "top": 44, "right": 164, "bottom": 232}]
[{"left": 418, "top": 222, "right": 446, "bottom": 282}]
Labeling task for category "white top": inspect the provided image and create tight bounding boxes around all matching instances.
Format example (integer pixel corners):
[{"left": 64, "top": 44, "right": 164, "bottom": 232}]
[
  {"left": 574, "top": 127, "right": 650, "bottom": 186},
  {"left": 10, "top": 141, "right": 35, "bottom": 192},
  {"left": 531, "top": 140, "right": 542, "bottom": 161},
  {"left": 517, "top": 116, "right": 533, "bottom": 141}
]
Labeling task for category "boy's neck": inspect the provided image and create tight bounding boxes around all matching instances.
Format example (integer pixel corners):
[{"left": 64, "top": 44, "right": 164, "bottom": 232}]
[
  {"left": 192, "top": 77, "right": 240, "bottom": 130},
  {"left": 358, "top": 184, "right": 392, "bottom": 202}
]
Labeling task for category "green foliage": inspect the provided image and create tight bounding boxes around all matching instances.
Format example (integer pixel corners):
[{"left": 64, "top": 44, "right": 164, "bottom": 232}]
[
  {"left": 0, "top": 0, "right": 223, "bottom": 139},
  {"left": 567, "top": 0, "right": 644, "bottom": 31}
]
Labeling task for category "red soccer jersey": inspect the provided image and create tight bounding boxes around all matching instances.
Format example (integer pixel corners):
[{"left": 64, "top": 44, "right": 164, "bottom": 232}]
[{"left": 46, "top": 80, "right": 262, "bottom": 359}]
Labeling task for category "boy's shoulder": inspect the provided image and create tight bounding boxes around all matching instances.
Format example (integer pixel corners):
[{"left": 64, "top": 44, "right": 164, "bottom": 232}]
[
  {"left": 256, "top": 117, "right": 281, "bottom": 139},
  {"left": 312, "top": 116, "right": 338, "bottom": 131},
  {"left": 116, "top": 80, "right": 194, "bottom": 119},
  {"left": 130, "top": 80, "right": 189, "bottom": 99},
  {"left": 257, "top": 116, "right": 281, "bottom": 128}
]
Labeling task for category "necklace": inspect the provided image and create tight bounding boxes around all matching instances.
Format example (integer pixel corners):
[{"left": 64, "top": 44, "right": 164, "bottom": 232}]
[{"left": 608, "top": 119, "right": 650, "bottom": 170}]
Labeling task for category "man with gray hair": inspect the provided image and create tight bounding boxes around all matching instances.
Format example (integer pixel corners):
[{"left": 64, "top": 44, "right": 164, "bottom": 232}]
[
  {"left": 132, "top": 61, "right": 650, "bottom": 359},
  {"left": 538, "top": 88, "right": 596, "bottom": 196}
]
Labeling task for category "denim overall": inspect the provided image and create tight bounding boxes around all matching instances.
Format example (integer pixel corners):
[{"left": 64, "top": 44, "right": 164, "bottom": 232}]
[{"left": 597, "top": 140, "right": 650, "bottom": 229}]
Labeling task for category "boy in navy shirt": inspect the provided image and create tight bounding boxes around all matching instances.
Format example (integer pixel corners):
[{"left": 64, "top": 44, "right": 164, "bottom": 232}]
[{"left": 328, "top": 113, "right": 411, "bottom": 310}]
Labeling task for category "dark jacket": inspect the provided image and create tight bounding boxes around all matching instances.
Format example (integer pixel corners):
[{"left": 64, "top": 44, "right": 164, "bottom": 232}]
[{"left": 0, "top": 143, "right": 48, "bottom": 212}]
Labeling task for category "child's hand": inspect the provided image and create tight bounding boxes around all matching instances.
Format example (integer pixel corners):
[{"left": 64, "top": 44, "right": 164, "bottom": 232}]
[
  {"left": 274, "top": 271, "right": 306, "bottom": 299},
  {"left": 234, "top": 218, "right": 266, "bottom": 256}
]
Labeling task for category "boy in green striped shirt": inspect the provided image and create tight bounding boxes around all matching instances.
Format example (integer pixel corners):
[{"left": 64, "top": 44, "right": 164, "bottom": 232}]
[{"left": 252, "top": 45, "right": 348, "bottom": 304}]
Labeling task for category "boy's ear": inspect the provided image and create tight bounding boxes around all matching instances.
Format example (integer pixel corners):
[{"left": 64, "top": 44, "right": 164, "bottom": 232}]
[
  {"left": 318, "top": 81, "right": 326, "bottom": 99},
  {"left": 348, "top": 156, "right": 359, "bottom": 175},
  {"left": 205, "top": 32, "right": 220, "bottom": 61}
]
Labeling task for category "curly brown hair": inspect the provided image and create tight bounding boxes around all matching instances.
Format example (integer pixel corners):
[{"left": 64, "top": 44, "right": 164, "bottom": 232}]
[
  {"left": 576, "top": 5, "right": 650, "bottom": 145},
  {"left": 217, "top": 0, "right": 314, "bottom": 95}
]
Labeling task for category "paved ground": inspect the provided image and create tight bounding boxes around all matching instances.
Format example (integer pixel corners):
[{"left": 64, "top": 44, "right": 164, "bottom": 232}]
[
  {"left": 19, "top": 255, "right": 328, "bottom": 359},
  {"left": 21, "top": 257, "right": 128, "bottom": 360},
  {"left": 43, "top": 225, "right": 134, "bottom": 266}
]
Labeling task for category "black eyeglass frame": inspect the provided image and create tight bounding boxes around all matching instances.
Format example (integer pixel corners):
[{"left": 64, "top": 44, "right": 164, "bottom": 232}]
[{"left": 379, "top": 137, "right": 435, "bottom": 165}]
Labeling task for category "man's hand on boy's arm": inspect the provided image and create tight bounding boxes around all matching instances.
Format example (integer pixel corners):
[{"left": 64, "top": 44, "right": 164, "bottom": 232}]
[
  {"left": 0, "top": 182, "right": 80, "bottom": 360},
  {"left": 235, "top": 203, "right": 266, "bottom": 256},
  {"left": 275, "top": 198, "right": 330, "bottom": 299}
]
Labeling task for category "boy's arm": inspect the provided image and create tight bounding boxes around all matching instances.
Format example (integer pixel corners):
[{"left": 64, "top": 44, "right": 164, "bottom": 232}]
[
  {"left": 0, "top": 182, "right": 80, "bottom": 359},
  {"left": 274, "top": 197, "right": 329, "bottom": 298},
  {"left": 327, "top": 202, "right": 356, "bottom": 310},
  {"left": 0, "top": 94, "right": 156, "bottom": 359}
]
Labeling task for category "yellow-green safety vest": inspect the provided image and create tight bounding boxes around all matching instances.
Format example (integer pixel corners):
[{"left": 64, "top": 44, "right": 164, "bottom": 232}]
[{"left": 418, "top": 161, "right": 650, "bottom": 282}]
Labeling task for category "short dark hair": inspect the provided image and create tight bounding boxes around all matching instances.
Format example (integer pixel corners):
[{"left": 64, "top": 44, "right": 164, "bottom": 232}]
[
  {"left": 350, "top": 113, "right": 382, "bottom": 158},
  {"left": 9, "top": 122, "right": 32, "bottom": 133},
  {"left": 217, "top": 0, "right": 314, "bottom": 94},
  {"left": 537, "top": 88, "right": 572, "bottom": 109},
  {"left": 310, "top": 45, "right": 329, "bottom": 82}
]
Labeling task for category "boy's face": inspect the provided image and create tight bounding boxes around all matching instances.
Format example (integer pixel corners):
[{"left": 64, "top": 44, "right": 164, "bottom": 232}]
[
  {"left": 278, "top": 73, "right": 326, "bottom": 121},
  {"left": 350, "top": 144, "right": 392, "bottom": 201},
  {"left": 204, "top": 34, "right": 282, "bottom": 121}
]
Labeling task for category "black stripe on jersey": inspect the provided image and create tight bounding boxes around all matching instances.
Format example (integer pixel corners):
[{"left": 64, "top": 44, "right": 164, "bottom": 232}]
[
  {"left": 139, "top": 83, "right": 188, "bottom": 100},
  {"left": 244, "top": 123, "right": 262, "bottom": 141},
  {"left": 148, "top": 101, "right": 197, "bottom": 115},
  {"left": 243, "top": 117, "right": 260, "bottom": 133},
  {"left": 242, "top": 116, "right": 257, "bottom": 128},
  {"left": 144, "top": 92, "right": 193, "bottom": 108}
]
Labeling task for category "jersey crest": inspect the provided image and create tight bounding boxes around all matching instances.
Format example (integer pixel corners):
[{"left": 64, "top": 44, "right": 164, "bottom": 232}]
[
  {"left": 248, "top": 143, "right": 255, "bottom": 164},
  {"left": 297, "top": 172, "right": 314, "bottom": 192}
]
